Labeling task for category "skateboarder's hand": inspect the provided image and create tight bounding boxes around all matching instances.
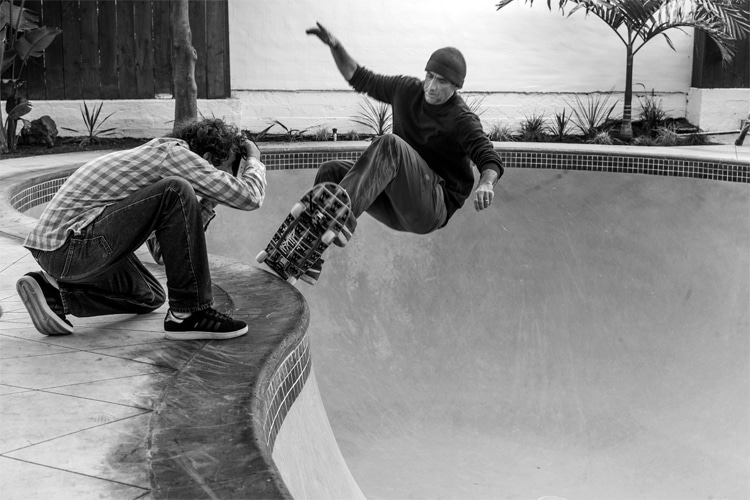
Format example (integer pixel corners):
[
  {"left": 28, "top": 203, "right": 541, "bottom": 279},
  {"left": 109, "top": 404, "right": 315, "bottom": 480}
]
[
  {"left": 306, "top": 22, "right": 339, "bottom": 49},
  {"left": 474, "top": 182, "right": 494, "bottom": 211},
  {"left": 474, "top": 169, "right": 498, "bottom": 212}
]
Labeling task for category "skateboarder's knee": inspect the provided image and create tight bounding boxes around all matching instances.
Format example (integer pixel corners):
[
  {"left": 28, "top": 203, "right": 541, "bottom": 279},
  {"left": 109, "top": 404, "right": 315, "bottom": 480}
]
[{"left": 316, "top": 160, "right": 350, "bottom": 183}]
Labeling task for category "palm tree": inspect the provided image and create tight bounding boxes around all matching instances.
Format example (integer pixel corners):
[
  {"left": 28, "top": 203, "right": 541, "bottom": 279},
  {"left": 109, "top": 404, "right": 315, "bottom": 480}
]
[{"left": 496, "top": 0, "right": 750, "bottom": 139}]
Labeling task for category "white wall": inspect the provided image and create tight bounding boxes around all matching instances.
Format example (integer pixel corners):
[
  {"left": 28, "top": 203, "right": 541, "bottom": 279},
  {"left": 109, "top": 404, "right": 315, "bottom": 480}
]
[
  {"left": 28, "top": 0, "right": 712, "bottom": 139},
  {"left": 687, "top": 88, "right": 750, "bottom": 132},
  {"left": 231, "top": 0, "right": 692, "bottom": 93}
]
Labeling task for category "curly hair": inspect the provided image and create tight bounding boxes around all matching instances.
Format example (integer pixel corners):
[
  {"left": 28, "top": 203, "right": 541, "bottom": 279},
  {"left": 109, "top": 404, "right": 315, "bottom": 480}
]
[{"left": 169, "top": 118, "right": 244, "bottom": 168}]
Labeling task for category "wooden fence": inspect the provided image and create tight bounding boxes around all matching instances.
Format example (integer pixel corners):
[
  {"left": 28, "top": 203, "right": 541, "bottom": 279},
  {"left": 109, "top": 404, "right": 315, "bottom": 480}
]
[
  {"left": 2, "top": 0, "right": 230, "bottom": 101},
  {"left": 692, "top": 31, "right": 750, "bottom": 88}
]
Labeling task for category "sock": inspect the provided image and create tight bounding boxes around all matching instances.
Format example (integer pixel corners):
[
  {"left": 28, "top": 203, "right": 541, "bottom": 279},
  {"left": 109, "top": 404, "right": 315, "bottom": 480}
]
[{"left": 170, "top": 310, "right": 192, "bottom": 320}]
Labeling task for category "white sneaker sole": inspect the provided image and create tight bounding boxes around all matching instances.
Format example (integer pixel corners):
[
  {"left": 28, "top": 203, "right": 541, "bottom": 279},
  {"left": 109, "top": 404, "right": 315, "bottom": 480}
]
[
  {"left": 164, "top": 325, "right": 248, "bottom": 341},
  {"left": 16, "top": 276, "right": 74, "bottom": 336}
]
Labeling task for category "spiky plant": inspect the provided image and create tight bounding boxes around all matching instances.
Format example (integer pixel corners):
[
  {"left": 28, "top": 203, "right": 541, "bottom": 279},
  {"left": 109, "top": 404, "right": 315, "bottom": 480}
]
[
  {"left": 497, "top": 0, "right": 750, "bottom": 139},
  {"left": 351, "top": 97, "right": 392, "bottom": 136}
]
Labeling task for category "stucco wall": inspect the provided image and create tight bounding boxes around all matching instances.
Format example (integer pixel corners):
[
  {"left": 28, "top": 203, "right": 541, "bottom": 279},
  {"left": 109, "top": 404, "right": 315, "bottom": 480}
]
[
  {"left": 231, "top": 0, "right": 692, "bottom": 93},
  {"left": 687, "top": 88, "right": 750, "bottom": 132},
  {"left": 25, "top": 0, "right": 716, "bottom": 138}
]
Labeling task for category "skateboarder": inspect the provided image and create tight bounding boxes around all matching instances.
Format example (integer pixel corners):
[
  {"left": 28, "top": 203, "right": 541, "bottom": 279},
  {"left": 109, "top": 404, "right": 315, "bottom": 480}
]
[
  {"left": 305, "top": 23, "right": 504, "bottom": 278},
  {"left": 17, "top": 118, "right": 266, "bottom": 340}
]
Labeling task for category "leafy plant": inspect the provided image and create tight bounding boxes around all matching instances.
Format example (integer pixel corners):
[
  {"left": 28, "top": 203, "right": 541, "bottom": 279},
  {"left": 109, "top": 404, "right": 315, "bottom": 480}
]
[
  {"left": 549, "top": 109, "right": 574, "bottom": 142},
  {"left": 685, "top": 132, "right": 709, "bottom": 146},
  {"left": 463, "top": 94, "right": 487, "bottom": 116},
  {"left": 496, "top": 0, "right": 750, "bottom": 139},
  {"left": 637, "top": 87, "right": 667, "bottom": 135},
  {"left": 241, "top": 123, "right": 276, "bottom": 142},
  {"left": 654, "top": 124, "right": 680, "bottom": 146},
  {"left": 566, "top": 92, "right": 619, "bottom": 139},
  {"left": 519, "top": 112, "right": 547, "bottom": 142},
  {"left": 272, "top": 119, "right": 317, "bottom": 142},
  {"left": 61, "top": 102, "right": 117, "bottom": 147},
  {"left": 487, "top": 122, "right": 515, "bottom": 142},
  {"left": 632, "top": 134, "right": 657, "bottom": 146},
  {"left": 344, "top": 129, "right": 363, "bottom": 141},
  {"left": 588, "top": 130, "right": 615, "bottom": 145},
  {"left": 0, "top": 0, "right": 62, "bottom": 153},
  {"left": 351, "top": 97, "right": 392, "bottom": 136},
  {"left": 311, "top": 126, "right": 330, "bottom": 142}
]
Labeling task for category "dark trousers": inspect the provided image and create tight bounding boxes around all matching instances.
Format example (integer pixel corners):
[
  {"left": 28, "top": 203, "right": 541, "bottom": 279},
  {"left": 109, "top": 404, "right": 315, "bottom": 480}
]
[
  {"left": 32, "top": 177, "right": 213, "bottom": 317},
  {"left": 315, "top": 134, "right": 447, "bottom": 234}
]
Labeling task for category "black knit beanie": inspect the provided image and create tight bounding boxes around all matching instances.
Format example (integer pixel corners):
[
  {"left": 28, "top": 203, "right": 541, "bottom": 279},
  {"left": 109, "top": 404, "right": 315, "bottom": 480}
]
[{"left": 425, "top": 47, "right": 466, "bottom": 88}]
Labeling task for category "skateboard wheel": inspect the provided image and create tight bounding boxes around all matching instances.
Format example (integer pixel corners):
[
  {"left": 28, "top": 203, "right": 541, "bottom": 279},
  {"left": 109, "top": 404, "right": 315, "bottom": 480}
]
[
  {"left": 286, "top": 276, "right": 297, "bottom": 285},
  {"left": 291, "top": 202, "right": 305, "bottom": 218},
  {"left": 256, "top": 250, "right": 268, "bottom": 263},
  {"left": 336, "top": 232, "right": 348, "bottom": 247},
  {"left": 322, "top": 229, "right": 336, "bottom": 245}
]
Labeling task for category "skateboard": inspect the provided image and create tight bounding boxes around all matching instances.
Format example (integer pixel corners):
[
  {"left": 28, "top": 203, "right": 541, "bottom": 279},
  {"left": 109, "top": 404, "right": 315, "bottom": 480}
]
[{"left": 256, "top": 182, "right": 351, "bottom": 285}]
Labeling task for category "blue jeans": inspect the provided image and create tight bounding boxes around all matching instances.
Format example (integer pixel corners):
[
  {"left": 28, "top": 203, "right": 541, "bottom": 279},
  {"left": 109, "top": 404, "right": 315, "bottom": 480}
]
[
  {"left": 31, "top": 177, "right": 213, "bottom": 317},
  {"left": 315, "top": 134, "right": 447, "bottom": 234}
]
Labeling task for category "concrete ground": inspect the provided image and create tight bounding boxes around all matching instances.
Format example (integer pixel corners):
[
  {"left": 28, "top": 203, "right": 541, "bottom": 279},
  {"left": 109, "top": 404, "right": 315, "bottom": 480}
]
[{"left": 1, "top": 152, "right": 162, "bottom": 499}]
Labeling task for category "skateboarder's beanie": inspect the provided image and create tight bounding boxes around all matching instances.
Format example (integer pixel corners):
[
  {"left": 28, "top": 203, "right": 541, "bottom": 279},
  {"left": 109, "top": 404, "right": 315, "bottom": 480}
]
[{"left": 425, "top": 47, "right": 466, "bottom": 88}]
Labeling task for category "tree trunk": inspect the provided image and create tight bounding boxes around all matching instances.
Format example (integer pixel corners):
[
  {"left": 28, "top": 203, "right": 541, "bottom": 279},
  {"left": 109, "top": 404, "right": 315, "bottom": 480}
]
[
  {"left": 172, "top": 0, "right": 198, "bottom": 131},
  {"left": 620, "top": 44, "right": 634, "bottom": 140}
]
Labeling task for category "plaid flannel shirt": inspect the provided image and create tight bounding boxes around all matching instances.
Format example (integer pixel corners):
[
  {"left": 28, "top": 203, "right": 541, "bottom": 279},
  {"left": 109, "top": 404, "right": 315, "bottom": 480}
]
[{"left": 24, "top": 137, "right": 266, "bottom": 251}]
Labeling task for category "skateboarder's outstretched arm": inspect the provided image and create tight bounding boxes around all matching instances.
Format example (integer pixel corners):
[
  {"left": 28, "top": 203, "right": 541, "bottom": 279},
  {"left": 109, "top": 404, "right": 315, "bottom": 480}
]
[{"left": 306, "top": 22, "right": 358, "bottom": 82}]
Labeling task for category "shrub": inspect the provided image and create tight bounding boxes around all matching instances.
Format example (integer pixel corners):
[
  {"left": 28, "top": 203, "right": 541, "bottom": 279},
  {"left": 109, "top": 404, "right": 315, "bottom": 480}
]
[
  {"left": 588, "top": 131, "right": 614, "bottom": 145},
  {"left": 61, "top": 102, "right": 116, "bottom": 147},
  {"left": 549, "top": 109, "right": 573, "bottom": 142},
  {"left": 655, "top": 125, "right": 680, "bottom": 146},
  {"left": 637, "top": 89, "right": 667, "bottom": 136},
  {"left": 487, "top": 122, "right": 515, "bottom": 142},
  {"left": 567, "top": 92, "right": 619, "bottom": 139},
  {"left": 684, "top": 132, "right": 708, "bottom": 146},
  {"left": 632, "top": 135, "right": 656, "bottom": 146},
  {"left": 311, "top": 126, "right": 330, "bottom": 142},
  {"left": 351, "top": 97, "right": 392, "bottom": 136},
  {"left": 519, "top": 113, "right": 547, "bottom": 142}
]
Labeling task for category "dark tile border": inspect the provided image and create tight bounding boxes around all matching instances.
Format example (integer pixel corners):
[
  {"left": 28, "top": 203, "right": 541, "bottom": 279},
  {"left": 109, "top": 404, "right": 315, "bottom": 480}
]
[{"left": 9, "top": 146, "right": 748, "bottom": 216}]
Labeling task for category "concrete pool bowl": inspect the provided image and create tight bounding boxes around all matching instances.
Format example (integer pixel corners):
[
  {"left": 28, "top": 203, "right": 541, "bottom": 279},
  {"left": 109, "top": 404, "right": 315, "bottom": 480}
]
[{"left": 5, "top": 142, "right": 749, "bottom": 499}]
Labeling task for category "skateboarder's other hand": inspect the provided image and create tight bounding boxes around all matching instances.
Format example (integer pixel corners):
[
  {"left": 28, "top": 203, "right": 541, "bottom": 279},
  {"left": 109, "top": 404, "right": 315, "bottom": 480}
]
[
  {"left": 306, "top": 22, "right": 339, "bottom": 49},
  {"left": 474, "top": 169, "right": 498, "bottom": 212},
  {"left": 473, "top": 182, "right": 495, "bottom": 212}
]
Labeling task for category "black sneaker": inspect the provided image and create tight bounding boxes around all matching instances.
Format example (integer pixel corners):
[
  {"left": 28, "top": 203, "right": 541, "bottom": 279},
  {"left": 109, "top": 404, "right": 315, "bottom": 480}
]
[
  {"left": 16, "top": 272, "right": 73, "bottom": 336},
  {"left": 164, "top": 308, "right": 248, "bottom": 340}
]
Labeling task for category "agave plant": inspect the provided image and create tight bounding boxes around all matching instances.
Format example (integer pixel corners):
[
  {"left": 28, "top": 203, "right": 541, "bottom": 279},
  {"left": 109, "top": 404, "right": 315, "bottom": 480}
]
[
  {"left": 497, "top": 0, "right": 750, "bottom": 139},
  {"left": 519, "top": 112, "right": 548, "bottom": 141},
  {"left": 0, "top": 0, "right": 62, "bottom": 153},
  {"left": 565, "top": 92, "right": 620, "bottom": 139},
  {"left": 549, "top": 108, "right": 574, "bottom": 142},
  {"left": 351, "top": 97, "right": 392, "bottom": 136},
  {"left": 62, "top": 102, "right": 117, "bottom": 147}
]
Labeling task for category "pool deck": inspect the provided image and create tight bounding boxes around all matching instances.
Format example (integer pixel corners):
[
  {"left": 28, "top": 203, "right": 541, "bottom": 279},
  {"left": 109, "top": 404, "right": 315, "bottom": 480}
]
[{"left": 0, "top": 141, "right": 748, "bottom": 499}]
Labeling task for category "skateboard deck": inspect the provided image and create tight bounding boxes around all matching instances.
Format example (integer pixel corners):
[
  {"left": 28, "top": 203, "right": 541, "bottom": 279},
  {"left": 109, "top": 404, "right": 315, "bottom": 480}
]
[{"left": 256, "top": 182, "right": 351, "bottom": 285}]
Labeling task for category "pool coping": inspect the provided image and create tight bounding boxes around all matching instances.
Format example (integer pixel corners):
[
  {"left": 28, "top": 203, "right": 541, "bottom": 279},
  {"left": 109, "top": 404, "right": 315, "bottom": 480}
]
[{"left": 0, "top": 141, "right": 747, "bottom": 499}]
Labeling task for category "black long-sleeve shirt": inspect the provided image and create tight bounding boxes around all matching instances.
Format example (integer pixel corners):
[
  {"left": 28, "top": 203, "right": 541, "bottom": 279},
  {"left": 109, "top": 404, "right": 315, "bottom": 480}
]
[{"left": 349, "top": 65, "right": 504, "bottom": 220}]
